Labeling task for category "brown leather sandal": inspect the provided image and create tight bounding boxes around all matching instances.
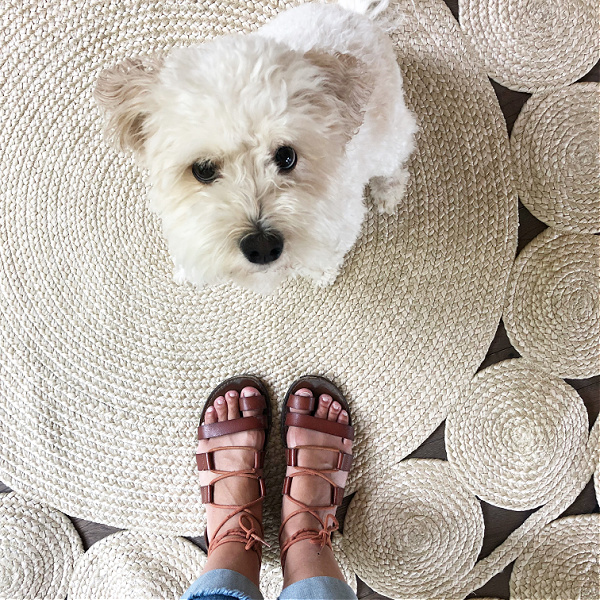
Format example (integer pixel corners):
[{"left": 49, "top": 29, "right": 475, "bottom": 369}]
[
  {"left": 279, "top": 375, "right": 354, "bottom": 571},
  {"left": 196, "top": 375, "right": 272, "bottom": 560}
]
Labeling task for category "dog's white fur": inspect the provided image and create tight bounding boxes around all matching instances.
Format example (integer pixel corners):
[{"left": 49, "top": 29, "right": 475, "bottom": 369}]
[{"left": 95, "top": 0, "right": 416, "bottom": 294}]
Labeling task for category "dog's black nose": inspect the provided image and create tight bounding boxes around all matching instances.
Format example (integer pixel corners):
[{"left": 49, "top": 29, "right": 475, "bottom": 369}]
[{"left": 239, "top": 230, "right": 284, "bottom": 265}]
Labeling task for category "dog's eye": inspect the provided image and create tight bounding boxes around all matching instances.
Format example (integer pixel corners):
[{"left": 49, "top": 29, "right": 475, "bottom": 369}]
[
  {"left": 192, "top": 161, "right": 219, "bottom": 183},
  {"left": 274, "top": 146, "right": 297, "bottom": 172}
]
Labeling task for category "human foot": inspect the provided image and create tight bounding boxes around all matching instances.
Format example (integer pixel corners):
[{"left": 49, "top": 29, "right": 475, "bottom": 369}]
[
  {"left": 196, "top": 377, "right": 270, "bottom": 557},
  {"left": 279, "top": 377, "right": 354, "bottom": 572}
]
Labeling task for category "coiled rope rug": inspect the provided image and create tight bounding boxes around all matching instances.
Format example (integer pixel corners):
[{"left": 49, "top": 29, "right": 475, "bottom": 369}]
[
  {"left": 0, "top": 492, "right": 83, "bottom": 600},
  {"left": 1, "top": 0, "right": 595, "bottom": 598}
]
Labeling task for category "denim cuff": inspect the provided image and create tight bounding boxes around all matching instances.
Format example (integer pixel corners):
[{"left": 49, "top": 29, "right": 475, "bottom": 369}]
[
  {"left": 279, "top": 576, "right": 358, "bottom": 600},
  {"left": 181, "top": 568, "right": 264, "bottom": 600}
]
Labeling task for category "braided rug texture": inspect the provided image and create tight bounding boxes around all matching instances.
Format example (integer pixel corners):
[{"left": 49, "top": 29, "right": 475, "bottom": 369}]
[
  {"left": 503, "top": 229, "right": 600, "bottom": 379},
  {"left": 509, "top": 514, "right": 600, "bottom": 600},
  {"left": 67, "top": 531, "right": 206, "bottom": 599},
  {"left": 511, "top": 83, "right": 600, "bottom": 234},
  {"left": 0, "top": 0, "right": 516, "bottom": 534},
  {"left": 1, "top": 0, "right": 598, "bottom": 599},
  {"left": 459, "top": 0, "right": 600, "bottom": 92},
  {"left": 445, "top": 360, "right": 589, "bottom": 511},
  {"left": 0, "top": 492, "right": 83, "bottom": 600}
]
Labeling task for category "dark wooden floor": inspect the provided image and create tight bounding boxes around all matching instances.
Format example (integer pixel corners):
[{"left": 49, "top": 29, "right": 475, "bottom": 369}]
[{"left": 1, "top": 1, "right": 598, "bottom": 598}]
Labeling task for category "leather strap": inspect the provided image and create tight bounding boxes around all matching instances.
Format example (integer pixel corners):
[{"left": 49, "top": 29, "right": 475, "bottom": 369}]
[
  {"left": 239, "top": 394, "right": 266, "bottom": 412},
  {"left": 286, "top": 447, "right": 353, "bottom": 472},
  {"left": 201, "top": 476, "right": 266, "bottom": 505},
  {"left": 197, "top": 449, "right": 265, "bottom": 471},
  {"left": 282, "top": 475, "right": 344, "bottom": 506},
  {"left": 198, "top": 415, "right": 268, "bottom": 440},
  {"left": 285, "top": 412, "right": 354, "bottom": 441},
  {"left": 286, "top": 393, "right": 316, "bottom": 412}
]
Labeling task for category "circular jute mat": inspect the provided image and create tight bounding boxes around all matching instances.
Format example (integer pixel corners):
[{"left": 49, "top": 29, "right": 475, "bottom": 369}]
[
  {"left": 0, "top": 492, "right": 83, "bottom": 600},
  {"left": 511, "top": 83, "right": 600, "bottom": 234},
  {"left": 67, "top": 531, "right": 206, "bottom": 599},
  {"left": 504, "top": 229, "right": 600, "bottom": 379},
  {"left": 446, "top": 359, "right": 589, "bottom": 510},
  {"left": 509, "top": 514, "right": 600, "bottom": 600},
  {"left": 340, "top": 459, "right": 485, "bottom": 599},
  {"left": 0, "top": 0, "right": 516, "bottom": 535},
  {"left": 459, "top": 0, "right": 600, "bottom": 93}
]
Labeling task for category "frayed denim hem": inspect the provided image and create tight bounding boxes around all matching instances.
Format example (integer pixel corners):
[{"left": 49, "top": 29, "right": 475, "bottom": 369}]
[{"left": 181, "top": 569, "right": 263, "bottom": 600}]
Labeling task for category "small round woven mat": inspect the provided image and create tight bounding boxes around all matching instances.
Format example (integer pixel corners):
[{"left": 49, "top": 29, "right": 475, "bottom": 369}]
[
  {"left": 0, "top": 492, "right": 83, "bottom": 600},
  {"left": 67, "top": 531, "right": 206, "bottom": 599},
  {"left": 340, "top": 459, "right": 484, "bottom": 599},
  {"left": 510, "top": 514, "right": 600, "bottom": 600},
  {"left": 511, "top": 83, "right": 600, "bottom": 234},
  {"left": 0, "top": 0, "right": 516, "bottom": 533},
  {"left": 460, "top": 0, "right": 600, "bottom": 92},
  {"left": 504, "top": 229, "right": 600, "bottom": 379},
  {"left": 446, "top": 359, "right": 588, "bottom": 510}
]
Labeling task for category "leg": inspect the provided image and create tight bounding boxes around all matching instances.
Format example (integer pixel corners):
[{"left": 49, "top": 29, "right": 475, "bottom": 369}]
[
  {"left": 184, "top": 381, "right": 270, "bottom": 600},
  {"left": 369, "top": 163, "right": 411, "bottom": 215},
  {"left": 279, "top": 379, "right": 358, "bottom": 599}
]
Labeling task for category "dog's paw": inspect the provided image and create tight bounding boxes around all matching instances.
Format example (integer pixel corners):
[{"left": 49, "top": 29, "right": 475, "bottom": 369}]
[
  {"left": 369, "top": 168, "right": 410, "bottom": 215},
  {"left": 172, "top": 264, "right": 189, "bottom": 285}
]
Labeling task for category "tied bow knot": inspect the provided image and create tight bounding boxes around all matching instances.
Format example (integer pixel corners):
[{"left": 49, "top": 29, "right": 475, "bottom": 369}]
[
  {"left": 239, "top": 514, "right": 270, "bottom": 551},
  {"left": 311, "top": 514, "right": 339, "bottom": 550}
]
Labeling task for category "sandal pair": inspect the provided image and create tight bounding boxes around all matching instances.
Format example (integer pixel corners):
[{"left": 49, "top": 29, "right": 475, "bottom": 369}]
[{"left": 196, "top": 375, "right": 354, "bottom": 570}]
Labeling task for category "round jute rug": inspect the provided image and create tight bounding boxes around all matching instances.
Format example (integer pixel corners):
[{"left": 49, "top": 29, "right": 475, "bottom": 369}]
[
  {"left": 0, "top": 492, "right": 83, "bottom": 600},
  {"left": 446, "top": 359, "right": 589, "bottom": 510},
  {"left": 503, "top": 229, "right": 600, "bottom": 379},
  {"left": 340, "top": 459, "right": 485, "bottom": 599},
  {"left": 0, "top": 0, "right": 516, "bottom": 536},
  {"left": 509, "top": 514, "right": 600, "bottom": 600},
  {"left": 511, "top": 83, "right": 600, "bottom": 234},
  {"left": 459, "top": 0, "right": 600, "bottom": 93},
  {"left": 67, "top": 531, "right": 206, "bottom": 599}
]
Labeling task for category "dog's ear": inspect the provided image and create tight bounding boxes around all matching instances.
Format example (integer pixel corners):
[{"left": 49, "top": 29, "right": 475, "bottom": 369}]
[
  {"left": 94, "top": 56, "right": 163, "bottom": 157},
  {"left": 303, "top": 50, "right": 372, "bottom": 141}
]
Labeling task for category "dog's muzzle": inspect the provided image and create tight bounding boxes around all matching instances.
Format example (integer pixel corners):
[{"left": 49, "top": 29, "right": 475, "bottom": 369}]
[{"left": 239, "top": 229, "right": 284, "bottom": 265}]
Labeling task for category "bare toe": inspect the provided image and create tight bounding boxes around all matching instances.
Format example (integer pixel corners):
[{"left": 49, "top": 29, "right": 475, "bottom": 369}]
[
  {"left": 225, "top": 390, "right": 240, "bottom": 420},
  {"left": 240, "top": 386, "right": 262, "bottom": 417},
  {"left": 314, "top": 394, "right": 332, "bottom": 418},
  {"left": 214, "top": 396, "right": 227, "bottom": 421},
  {"left": 328, "top": 400, "right": 341, "bottom": 421},
  {"left": 290, "top": 388, "right": 313, "bottom": 414},
  {"left": 204, "top": 406, "right": 217, "bottom": 425},
  {"left": 338, "top": 409, "right": 349, "bottom": 425}
]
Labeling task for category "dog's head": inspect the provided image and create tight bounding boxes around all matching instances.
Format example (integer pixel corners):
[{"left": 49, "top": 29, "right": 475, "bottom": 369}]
[{"left": 95, "top": 35, "right": 371, "bottom": 293}]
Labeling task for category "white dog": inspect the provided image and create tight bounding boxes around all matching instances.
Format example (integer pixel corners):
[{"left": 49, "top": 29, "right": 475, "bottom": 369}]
[{"left": 95, "top": 0, "right": 416, "bottom": 294}]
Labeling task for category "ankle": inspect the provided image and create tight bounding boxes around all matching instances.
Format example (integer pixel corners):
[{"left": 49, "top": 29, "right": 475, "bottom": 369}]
[
  {"left": 203, "top": 541, "right": 262, "bottom": 588},
  {"left": 282, "top": 541, "right": 346, "bottom": 588}
]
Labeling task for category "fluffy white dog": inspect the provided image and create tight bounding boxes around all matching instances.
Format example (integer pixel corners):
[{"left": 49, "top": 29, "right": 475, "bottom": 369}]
[{"left": 95, "top": 0, "right": 416, "bottom": 294}]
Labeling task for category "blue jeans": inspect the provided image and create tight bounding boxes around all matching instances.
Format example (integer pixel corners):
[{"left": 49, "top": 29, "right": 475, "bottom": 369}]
[{"left": 181, "top": 569, "right": 358, "bottom": 600}]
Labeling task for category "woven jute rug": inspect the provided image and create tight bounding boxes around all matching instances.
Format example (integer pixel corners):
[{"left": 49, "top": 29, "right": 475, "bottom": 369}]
[
  {"left": 510, "top": 514, "right": 600, "bottom": 600},
  {"left": 511, "top": 83, "right": 600, "bottom": 234},
  {"left": 0, "top": 0, "right": 516, "bottom": 537},
  {"left": 504, "top": 229, "right": 600, "bottom": 379},
  {"left": 460, "top": 0, "right": 600, "bottom": 92},
  {"left": 0, "top": 492, "right": 83, "bottom": 600},
  {"left": 68, "top": 531, "right": 206, "bottom": 599}
]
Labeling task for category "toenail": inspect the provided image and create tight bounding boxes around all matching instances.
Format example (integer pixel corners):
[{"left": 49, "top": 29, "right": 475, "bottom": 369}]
[
  {"left": 332, "top": 402, "right": 340, "bottom": 411},
  {"left": 226, "top": 391, "right": 236, "bottom": 398},
  {"left": 322, "top": 396, "right": 332, "bottom": 404},
  {"left": 341, "top": 410, "right": 348, "bottom": 417},
  {"left": 216, "top": 398, "right": 225, "bottom": 405}
]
